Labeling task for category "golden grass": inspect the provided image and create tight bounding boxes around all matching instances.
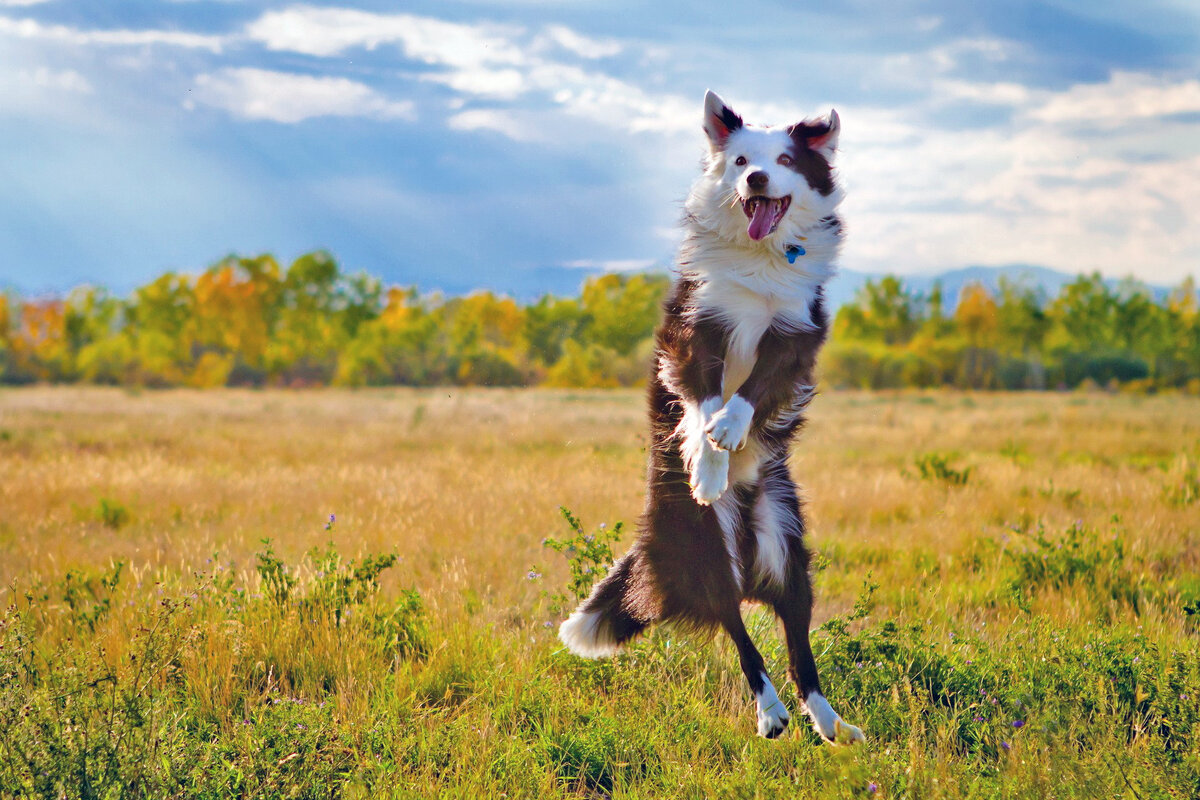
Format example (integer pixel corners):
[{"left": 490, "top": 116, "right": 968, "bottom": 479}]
[
  {"left": 3, "top": 387, "right": 1196, "bottom": 619},
  {"left": 2, "top": 387, "right": 1199, "bottom": 798}
]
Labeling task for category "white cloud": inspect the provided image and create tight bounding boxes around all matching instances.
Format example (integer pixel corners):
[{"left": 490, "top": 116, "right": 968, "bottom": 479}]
[
  {"left": 562, "top": 258, "right": 657, "bottom": 271},
  {"left": 934, "top": 79, "right": 1032, "bottom": 106},
  {"left": 537, "top": 25, "right": 621, "bottom": 59},
  {"left": 425, "top": 67, "right": 526, "bottom": 99},
  {"left": 0, "top": 16, "right": 226, "bottom": 51},
  {"left": 242, "top": 7, "right": 688, "bottom": 137},
  {"left": 18, "top": 66, "right": 90, "bottom": 92},
  {"left": 0, "top": 0, "right": 51, "bottom": 6},
  {"left": 191, "top": 68, "right": 415, "bottom": 123},
  {"left": 446, "top": 108, "right": 537, "bottom": 141},
  {"left": 836, "top": 71, "right": 1200, "bottom": 282},
  {"left": 245, "top": 7, "right": 525, "bottom": 67},
  {"left": 1030, "top": 71, "right": 1200, "bottom": 126}
]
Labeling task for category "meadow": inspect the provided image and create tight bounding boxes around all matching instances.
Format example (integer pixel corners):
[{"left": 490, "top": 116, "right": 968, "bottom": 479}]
[{"left": 1, "top": 386, "right": 1198, "bottom": 798}]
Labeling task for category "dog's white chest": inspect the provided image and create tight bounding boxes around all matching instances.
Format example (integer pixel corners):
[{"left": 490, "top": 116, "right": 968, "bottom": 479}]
[{"left": 719, "top": 292, "right": 777, "bottom": 401}]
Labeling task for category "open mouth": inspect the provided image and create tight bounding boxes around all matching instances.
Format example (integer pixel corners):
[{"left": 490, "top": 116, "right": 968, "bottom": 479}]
[{"left": 741, "top": 194, "right": 792, "bottom": 241}]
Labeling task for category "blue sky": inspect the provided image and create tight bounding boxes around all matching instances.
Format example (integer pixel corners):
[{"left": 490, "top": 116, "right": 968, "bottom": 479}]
[{"left": 1, "top": 1, "right": 1198, "bottom": 297}]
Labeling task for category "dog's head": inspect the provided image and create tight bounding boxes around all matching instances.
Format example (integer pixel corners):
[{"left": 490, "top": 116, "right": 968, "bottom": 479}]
[{"left": 697, "top": 90, "right": 840, "bottom": 244}]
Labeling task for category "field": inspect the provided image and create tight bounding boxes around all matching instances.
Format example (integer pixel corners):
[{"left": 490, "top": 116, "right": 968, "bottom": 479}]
[{"left": 2, "top": 387, "right": 1199, "bottom": 798}]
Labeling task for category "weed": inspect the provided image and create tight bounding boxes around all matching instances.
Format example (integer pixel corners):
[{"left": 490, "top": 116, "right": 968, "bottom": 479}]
[
  {"left": 1163, "top": 458, "right": 1199, "bottom": 507},
  {"left": 540, "top": 507, "right": 622, "bottom": 617},
  {"left": 914, "top": 453, "right": 972, "bottom": 485},
  {"left": 57, "top": 560, "right": 124, "bottom": 632},
  {"left": 1004, "top": 521, "right": 1139, "bottom": 610},
  {"left": 94, "top": 497, "right": 131, "bottom": 529}
]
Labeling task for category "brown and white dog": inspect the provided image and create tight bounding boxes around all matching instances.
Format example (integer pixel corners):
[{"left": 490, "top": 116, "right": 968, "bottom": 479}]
[{"left": 560, "top": 91, "right": 863, "bottom": 744}]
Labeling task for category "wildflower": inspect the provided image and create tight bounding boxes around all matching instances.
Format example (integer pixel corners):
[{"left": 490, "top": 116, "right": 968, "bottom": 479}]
[
  {"left": 543, "top": 621, "right": 553, "bottom": 628},
  {"left": 867, "top": 783, "right": 878, "bottom": 794},
  {"left": 973, "top": 715, "right": 985, "bottom": 722},
  {"left": 1012, "top": 719, "right": 1024, "bottom": 728},
  {"left": 526, "top": 570, "right": 541, "bottom": 581},
  {"left": 325, "top": 513, "right": 336, "bottom": 531},
  {"left": 1001, "top": 741, "right": 1011, "bottom": 751}
]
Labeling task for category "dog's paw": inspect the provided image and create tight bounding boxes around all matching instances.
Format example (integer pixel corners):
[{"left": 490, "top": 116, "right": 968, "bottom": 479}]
[
  {"left": 706, "top": 395, "right": 753, "bottom": 452},
  {"left": 833, "top": 719, "right": 866, "bottom": 745},
  {"left": 803, "top": 692, "right": 866, "bottom": 746},
  {"left": 689, "top": 446, "right": 729, "bottom": 505},
  {"left": 756, "top": 680, "right": 791, "bottom": 739}
]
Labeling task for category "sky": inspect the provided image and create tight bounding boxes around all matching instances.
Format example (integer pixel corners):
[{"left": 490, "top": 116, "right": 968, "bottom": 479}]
[{"left": 1, "top": 0, "right": 1198, "bottom": 297}]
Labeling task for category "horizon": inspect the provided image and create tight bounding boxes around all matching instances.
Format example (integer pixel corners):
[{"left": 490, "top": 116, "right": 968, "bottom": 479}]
[{"left": 2, "top": 2, "right": 1199, "bottom": 297}]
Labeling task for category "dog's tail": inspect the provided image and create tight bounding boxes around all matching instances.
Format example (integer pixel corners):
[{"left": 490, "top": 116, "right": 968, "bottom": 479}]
[{"left": 559, "top": 545, "right": 655, "bottom": 658}]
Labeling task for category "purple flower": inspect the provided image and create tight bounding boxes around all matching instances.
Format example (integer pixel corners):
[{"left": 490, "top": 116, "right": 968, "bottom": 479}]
[
  {"left": 867, "top": 783, "right": 878, "bottom": 794},
  {"left": 526, "top": 570, "right": 541, "bottom": 580},
  {"left": 1001, "top": 741, "right": 1011, "bottom": 751},
  {"left": 1012, "top": 719, "right": 1024, "bottom": 728}
]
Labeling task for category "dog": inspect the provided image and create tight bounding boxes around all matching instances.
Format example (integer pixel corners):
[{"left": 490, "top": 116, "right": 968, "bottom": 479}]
[{"left": 559, "top": 90, "right": 863, "bottom": 744}]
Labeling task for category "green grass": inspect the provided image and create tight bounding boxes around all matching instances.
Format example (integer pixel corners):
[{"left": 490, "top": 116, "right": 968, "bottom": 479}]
[{"left": 1, "top": 387, "right": 1199, "bottom": 798}]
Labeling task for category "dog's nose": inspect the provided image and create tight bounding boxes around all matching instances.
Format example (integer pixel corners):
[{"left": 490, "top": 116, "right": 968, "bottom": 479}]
[{"left": 746, "top": 170, "right": 769, "bottom": 190}]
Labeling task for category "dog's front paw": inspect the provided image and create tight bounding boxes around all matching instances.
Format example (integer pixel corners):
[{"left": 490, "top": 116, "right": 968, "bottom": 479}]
[
  {"left": 690, "top": 446, "right": 729, "bottom": 505},
  {"left": 756, "top": 682, "right": 791, "bottom": 739},
  {"left": 706, "top": 395, "right": 754, "bottom": 452}
]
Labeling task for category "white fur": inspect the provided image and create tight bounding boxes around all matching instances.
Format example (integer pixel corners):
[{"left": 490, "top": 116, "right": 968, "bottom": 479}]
[
  {"left": 803, "top": 692, "right": 865, "bottom": 745},
  {"left": 707, "top": 394, "right": 754, "bottom": 452},
  {"left": 751, "top": 486, "right": 794, "bottom": 589},
  {"left": 559, "top": 608, "right": 620, "bottom": 658},
  {"left": 677, "top": 395, "right": 729, "bottom": 505},
  {"left": 755, "top": 672, "right": 790, "bottom": 738},
  {"left": 712, "top": 489, "right": 743, "bottom": 590},
  {"left": 764, "top": 381, "right": 816, "bottom": 433}
]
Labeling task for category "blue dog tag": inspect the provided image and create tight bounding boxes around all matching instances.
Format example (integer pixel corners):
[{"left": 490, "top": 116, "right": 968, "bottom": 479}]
[{"left": 785, "top": 244, "right": 806, "bottom": 263}]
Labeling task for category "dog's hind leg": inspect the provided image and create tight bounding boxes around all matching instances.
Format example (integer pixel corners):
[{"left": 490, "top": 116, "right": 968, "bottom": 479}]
[
  {"left": 720, "top": 608, "right": 791, "bottom": 738},
  {"left": 767, "top": 485, "right": 865, "bottom": 745},
  {"left": 559, "top": 544, "right": 654, "bottom": 658}
]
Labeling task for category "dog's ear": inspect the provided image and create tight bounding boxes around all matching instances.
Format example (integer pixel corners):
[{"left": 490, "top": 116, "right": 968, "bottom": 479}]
[
  {"left": 702, "top": 90, "right": 743, "bottom": 150},
  {"left": 788, "top": 109, "right": 840, "bottom": 159}
]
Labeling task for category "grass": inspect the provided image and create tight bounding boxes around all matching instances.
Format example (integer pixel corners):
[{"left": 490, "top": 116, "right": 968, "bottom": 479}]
[{"left": 1, "top": 386, "right": 1199, "bottom": 798}]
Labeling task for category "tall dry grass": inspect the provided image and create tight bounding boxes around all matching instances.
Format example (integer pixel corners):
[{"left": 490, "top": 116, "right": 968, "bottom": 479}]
[{"left": 1, "top": 387, "right": 1198, "bottom": 798}]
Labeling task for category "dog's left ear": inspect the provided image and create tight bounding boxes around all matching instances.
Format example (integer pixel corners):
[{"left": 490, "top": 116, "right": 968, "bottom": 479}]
[
  {"left": 703, "top": 90, "right": 743, "bottom": 150},
  {"left": 789, "top": 109, "right": 840, "bottom": 159}
]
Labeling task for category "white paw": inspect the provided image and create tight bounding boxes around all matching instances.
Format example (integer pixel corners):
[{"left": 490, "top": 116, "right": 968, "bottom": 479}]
[
  {"left": 706, "top": 395, "right": 753, "bottom": 452},
  {"left": 833, "top": 718, "right": 866, "bottom": 745},
  {"left": 756, "top": 676, "right": 790, "bottom": 739},
  {"left": 690, "top": 446, "right": 729, "bottom": 505},
  {"left": 803, "top": 692, "right": 865, "bottom": 745}
]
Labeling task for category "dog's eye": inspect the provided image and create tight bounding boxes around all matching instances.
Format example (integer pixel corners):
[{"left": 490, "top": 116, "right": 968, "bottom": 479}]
[
  {"left": 734, "top": 156, "right": 747, "bottom": 166},
  {"left": 777, "top": 153, "right": 794, "bottom": 167}
]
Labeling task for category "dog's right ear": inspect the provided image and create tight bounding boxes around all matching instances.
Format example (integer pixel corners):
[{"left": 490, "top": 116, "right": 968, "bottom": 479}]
[{"left": 703, "top": 90, "right": 742, "bottom": 150}]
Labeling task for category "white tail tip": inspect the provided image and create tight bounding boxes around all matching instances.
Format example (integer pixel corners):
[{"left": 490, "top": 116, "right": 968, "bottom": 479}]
[{"left": 558, "top": 609, "right": 620, "bottom": 658}]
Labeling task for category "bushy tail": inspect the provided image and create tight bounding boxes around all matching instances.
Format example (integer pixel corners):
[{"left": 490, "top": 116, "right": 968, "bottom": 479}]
[{"left": 558, "top": 548, "right": 653, "bottom": 658}]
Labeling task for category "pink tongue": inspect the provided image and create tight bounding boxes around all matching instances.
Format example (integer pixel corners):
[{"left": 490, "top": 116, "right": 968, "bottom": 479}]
[{"left": 747, "top": 199, "right": 777, "bottom": 241}]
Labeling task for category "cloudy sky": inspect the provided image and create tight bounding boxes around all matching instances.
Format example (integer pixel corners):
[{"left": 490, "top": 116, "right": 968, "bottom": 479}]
[{"left": 2, "top": 1, "right": 1198, "bottom": 296}]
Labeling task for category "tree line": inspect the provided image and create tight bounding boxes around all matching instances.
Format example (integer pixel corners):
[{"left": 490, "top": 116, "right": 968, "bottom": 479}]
[{"left": 2, "top": 251, "right": 1198, "bottom": 391}]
